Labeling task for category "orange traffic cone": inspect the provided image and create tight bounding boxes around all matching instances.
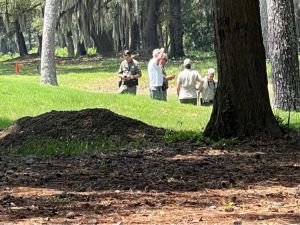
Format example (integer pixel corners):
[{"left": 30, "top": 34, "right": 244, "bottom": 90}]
[{"left": 15, "top": 63, "right": 20, "bottom": 73}]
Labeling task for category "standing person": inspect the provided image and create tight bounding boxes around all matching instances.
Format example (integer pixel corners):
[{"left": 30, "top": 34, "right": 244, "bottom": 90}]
[
  {"left": 197, "top": 68, "right": 217, "bottom": 106},
  {"left": 176, "top": 58, "right": 202, "bottom": 105},
  {"left": 160, "top": 53, "right": 175, "bottom": 101},
  {"left": 147, "top": 48, "right": 165, "bottom": 100},
  {"left": 118, "top": 50, "right": 142, "bottom": 95}
]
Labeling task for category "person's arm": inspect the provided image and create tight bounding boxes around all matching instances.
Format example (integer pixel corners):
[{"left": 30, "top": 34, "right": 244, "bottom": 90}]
[
  {"left": 155, "top": 48, "right": 165, "bottom": 64},
  {"left": 195, "top": 73, "right": 203, "bottom": 91},
  {"left": 198, "top": 80, "right": 204, "bottom": 92},
  {"left": 196, "top": 72, "right": 202, "bottom": 82},
  {"left": 166, "top": 75, "right": 175, "bottom": 80},
  {"left": 176, "top": 83, "right": 181, "bottom": 96},
  {"left": 176, "top": 76, "right": 181, "bottom": 96}
]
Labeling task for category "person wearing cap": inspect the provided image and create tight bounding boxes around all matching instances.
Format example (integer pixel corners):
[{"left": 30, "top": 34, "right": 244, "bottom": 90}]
[
  {"left": 117, "top": 50, "right": 142, "bottom": 95},
  {"left": 176, "top": 58, "right": 202, "bottom": 105},
  {"left": 160, "top": 53, "right": 175, "bottom": 101},
  {"left": 147, "top": 48, "right": 165, "bottom": 100},
  {"left": 197, "top": 68, "right": 217, "bottom": 106}
]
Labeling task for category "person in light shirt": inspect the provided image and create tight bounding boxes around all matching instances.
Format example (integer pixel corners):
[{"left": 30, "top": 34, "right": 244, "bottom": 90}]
[
  {"left": 176, "top": 58, "right": 202, "bottom": 105},
  {"left": 197, "top": 68, "right": 217, "bottom": 106},
  {"left": 147, "top": 48, "right": 165, "bottom": 100}
]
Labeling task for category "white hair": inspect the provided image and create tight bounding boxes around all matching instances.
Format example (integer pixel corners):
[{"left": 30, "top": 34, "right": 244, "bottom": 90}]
[
  {"left": 208, "top": 68, "right": 215, "bottom": 75},
  {"left": 152, "top": 49, "right": 160, "bottom": 57}
]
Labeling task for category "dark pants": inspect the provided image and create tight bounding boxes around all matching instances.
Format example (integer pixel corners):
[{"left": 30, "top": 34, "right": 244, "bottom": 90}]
[
  {"left": 150, "top": 86, "right": 165, "bottom": 101},
  {"left": 180, "top": 98, "right": 197, "bottom": 105},
  {"left": 118, "top": 85, "right": 137, "bottom": 95},
  {"left": 201, "top": 99, "right": 213, "bottom": 106}
]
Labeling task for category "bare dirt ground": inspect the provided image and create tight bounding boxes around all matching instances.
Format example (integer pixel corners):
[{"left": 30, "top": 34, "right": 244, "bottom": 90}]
[{"left": 0, "top": 109, "right": 300, "bottom": 225}]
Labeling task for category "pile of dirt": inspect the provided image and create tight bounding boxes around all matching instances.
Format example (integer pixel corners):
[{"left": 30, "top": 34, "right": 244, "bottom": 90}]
[{"left": 0, "top": 108, "right": 164, "bottom": 149}]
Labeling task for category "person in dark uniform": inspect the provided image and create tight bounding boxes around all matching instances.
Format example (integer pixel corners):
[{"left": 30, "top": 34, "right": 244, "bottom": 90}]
[{"left": 118, "top": 50, "right": 142, "bottom": 95}]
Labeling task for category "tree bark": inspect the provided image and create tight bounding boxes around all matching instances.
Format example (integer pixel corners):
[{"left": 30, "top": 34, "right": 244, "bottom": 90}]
[
  {"left": 15, "top": 19, "right": 28, "bottom": 57},
  {"left": 0, "top": 38, "right": 9, "bottom": 54},
  {"left": 259, "top": 0, "right": 269, "bottom": 58},
  {"left": 66, "top": 31, "right": 75, "bottom": 57},
  {"left": 40, "top": 0, "right": 59, "bottom": 86},
  {"left": 267, "top": 0, "right": 300, "bottom": 110},
  {"left": 204, "top": 0, "right": 282, "bottom": 140},
  {"left": 37, "top": 34, "right": 42, "bottom": 56},
  {"left": 143, "top": 0, "right": 161, "bottom": 54},
  {"left": 130, "top": 20, "right": 140, "bottom": 51},
  {"left": 90, "top": 18, "right": 114, "bottom": 57},
  {"left": 294, "top": 0, "right": 300, "bottom": 48},
  {"left": 76, "top": 41, "right": 87, "bottom": 56},
  {"left": 169, "top": 0, "right": 184, "bottom": 57}
]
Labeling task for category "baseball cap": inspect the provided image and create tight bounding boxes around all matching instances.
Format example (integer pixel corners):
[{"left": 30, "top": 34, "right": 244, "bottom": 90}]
[{"left": 183, "top": 58, "right": 192, "bottom": 66}]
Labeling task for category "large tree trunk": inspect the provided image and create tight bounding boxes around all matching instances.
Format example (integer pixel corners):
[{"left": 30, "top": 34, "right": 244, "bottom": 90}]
[
  {"left": 259, "top": 0, "right": 269, "bottom": 58},
  {"left": 37, "top": 34, "right": 42, "bottom": 56},
  {"left": 76, "top": 41, "right": 87, "bottom": 56},
  {"left": 143, "top": 0, "right": 161, "bottom": 55},
  {"left": 294, "top": 0, "right": 300, "bottom": 48},
  {"left": 15, "top": 19, "right": 28, "bottom": 57},
  {"left": 66, "top": 31, "right": 75, "bottom": 57},
  {"left": 0, "top": 38, "right": 9, "bottom": 54},
  {"left": 90, "top": 18, "right": 114, "bottom": 57},
  {"left": 169, "top": 0, "right": 184, "bottom": 57},
  {"left": 28, "top": 27, "right": 32, "bottom": 51},
  {"left": 130, "top": 20, "right": 140, "bottom": 51},
  {"left": 40, "top": 0, "right": 59, "bottom": 86},
  {"left": 91, "top": 30, "right": 114, "bottom": 56},
  {"left": 205, "top": 0, "right": 282, "bottom": 140},
  {"left": 267, "top": 0, "right": 300, "bottom": 110}
]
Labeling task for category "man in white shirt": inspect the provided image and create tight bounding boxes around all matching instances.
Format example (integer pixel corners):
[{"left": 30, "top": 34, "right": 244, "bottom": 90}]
[
  {"left": 147, "top": 48, "right": 165, "bottom": 100},
  {"left": 176, "top": 58, "right": 202, "bottom": 105}
]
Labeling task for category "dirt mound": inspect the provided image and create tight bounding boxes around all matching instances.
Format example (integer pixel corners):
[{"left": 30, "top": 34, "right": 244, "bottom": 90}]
[{"left": 0, "top": 108, "right": 164, "bottom": 149}]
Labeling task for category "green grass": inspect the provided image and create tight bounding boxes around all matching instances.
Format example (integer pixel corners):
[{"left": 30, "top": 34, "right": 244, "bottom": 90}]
[
  {"left": 0, "top": 74, "right": 210, "bottom": 132},
  {"left": 0, "top": 53, "right": 299, "bottom": 155},
  {"left": 0, "top": 55, "right": 299, "bottom": 132}
]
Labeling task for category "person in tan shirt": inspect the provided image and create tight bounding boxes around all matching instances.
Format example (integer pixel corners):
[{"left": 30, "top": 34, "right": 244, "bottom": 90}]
[{"left": 176, "top": 59, "right": 202, "bottom": 105}]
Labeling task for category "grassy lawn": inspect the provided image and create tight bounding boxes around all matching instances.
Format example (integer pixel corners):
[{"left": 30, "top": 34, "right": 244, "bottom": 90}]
[{"left": 0, "top": 54, "right": 299, "bottom": 134}]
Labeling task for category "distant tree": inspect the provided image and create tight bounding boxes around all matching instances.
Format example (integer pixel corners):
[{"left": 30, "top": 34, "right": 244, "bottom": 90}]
[
  {"left": 182, "top": 0, "right": 214, "bottom": 51},
  {"left": 169, "top": 0, "right": 184, "bottom": 57},
  {"left": 40, "top": 0, "right": 58, "bottom": 85},
  {"left": 0, "top": 0, "right": 41, "bottom": 56},
  {"left": 15, "top": 19, "right": 28, "bottom": 57},
  {"left": 205, "top": 0, "right": 282, "bottom": 139},
  {"left": 143, "top": 0, "right": 162, "bottom": 54},
  {"left": 267, "top": 0, "right": 300, "bottom": 110},
  {"left": 294, "top": 0, "right": 300, "bottom": 48}
]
